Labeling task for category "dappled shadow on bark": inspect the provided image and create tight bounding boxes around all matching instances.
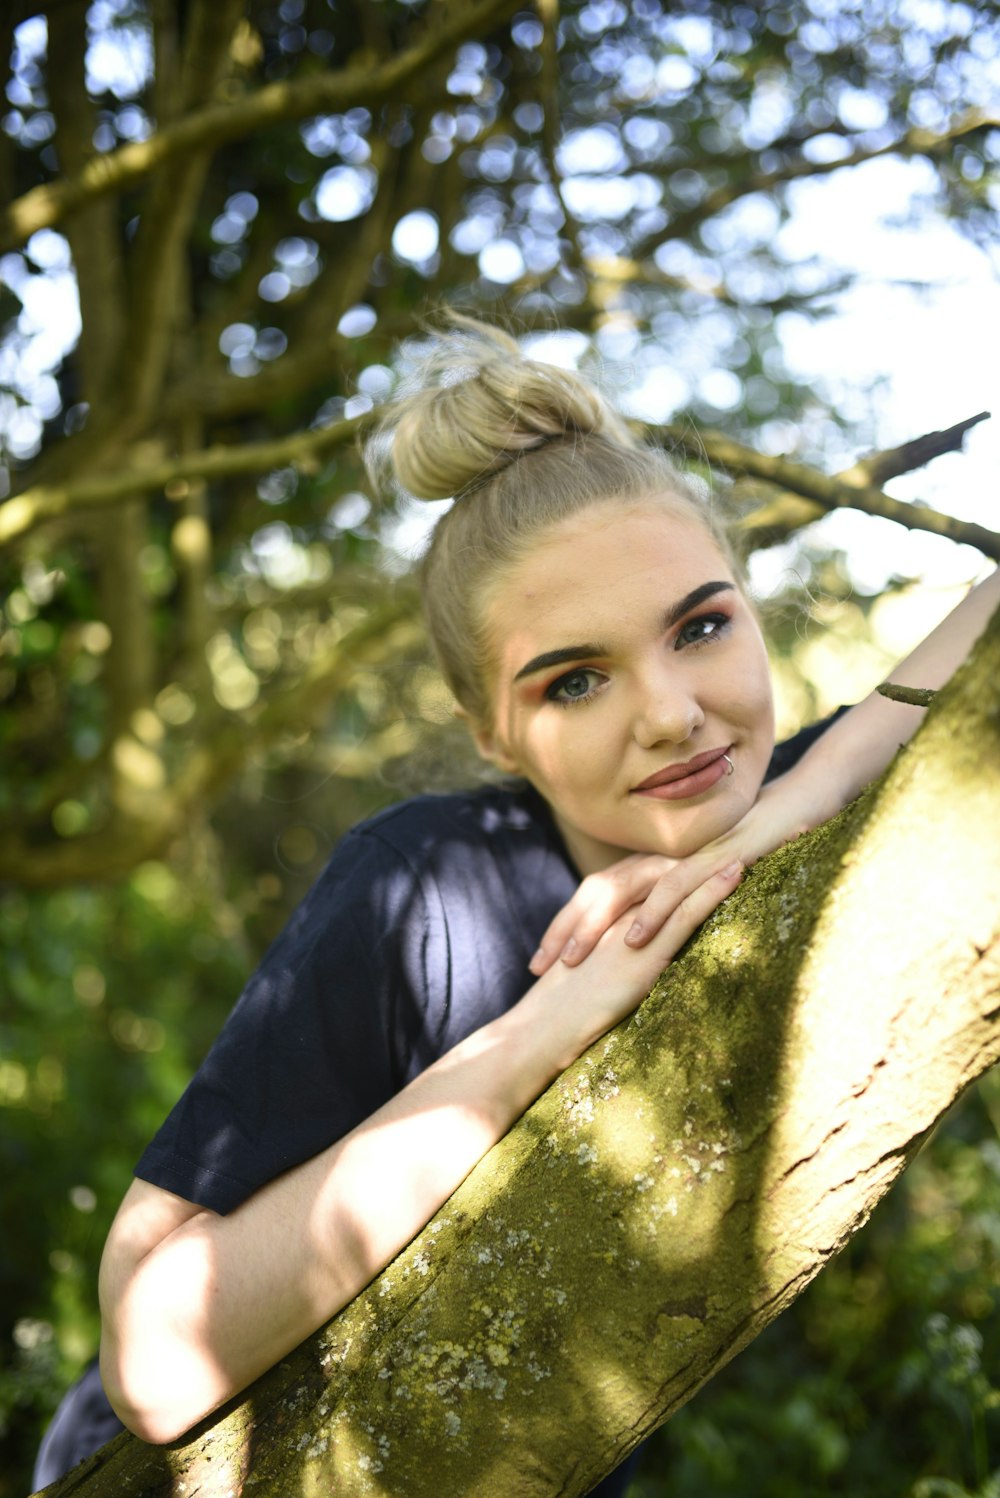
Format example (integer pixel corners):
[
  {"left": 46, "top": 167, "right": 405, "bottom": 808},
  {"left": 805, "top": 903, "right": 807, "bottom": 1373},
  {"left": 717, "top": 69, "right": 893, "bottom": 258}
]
[
  {"left": 553, "top": 797, "right": 885, "bottom": 1494},
  {"left": 242, "top": 793, "right": 884, "bottom": 1497}
]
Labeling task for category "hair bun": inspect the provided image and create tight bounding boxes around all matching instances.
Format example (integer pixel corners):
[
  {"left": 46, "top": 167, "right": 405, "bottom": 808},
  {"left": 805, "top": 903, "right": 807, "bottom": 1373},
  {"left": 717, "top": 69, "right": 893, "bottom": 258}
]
[{"left": 369, "top": 314, "right": 635, "bottom": 502}]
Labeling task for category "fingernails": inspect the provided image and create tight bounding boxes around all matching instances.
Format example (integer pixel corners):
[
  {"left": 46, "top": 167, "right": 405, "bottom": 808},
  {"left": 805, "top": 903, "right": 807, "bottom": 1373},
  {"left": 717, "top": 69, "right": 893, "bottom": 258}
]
[
  {"left": 529, "top": 948, "right": 545, "bottom": 972},
  {"left": 560, "top": 937, "right": 577, "bottom": 963},
  {"left": 721, "top": 860, "right": 742, "bottom": 878},
  {"left": 625, "top": 922, "right": 643, "bottom": 945}
]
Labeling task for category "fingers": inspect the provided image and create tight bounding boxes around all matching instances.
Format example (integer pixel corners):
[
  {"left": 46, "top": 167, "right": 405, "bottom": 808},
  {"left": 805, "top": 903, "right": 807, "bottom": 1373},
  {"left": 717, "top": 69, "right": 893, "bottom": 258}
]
[
  {"left": 620, "top": 859, "right": 712, "bottom": 948},
  {"left": 642, "top": 860, "right": 743, "bottom": 968},
  {"left": 528, "top": 855, "right": 672, "bottom": 975},
  {"left": 622, "top": 841, "right": 751, "bottom": 948}
]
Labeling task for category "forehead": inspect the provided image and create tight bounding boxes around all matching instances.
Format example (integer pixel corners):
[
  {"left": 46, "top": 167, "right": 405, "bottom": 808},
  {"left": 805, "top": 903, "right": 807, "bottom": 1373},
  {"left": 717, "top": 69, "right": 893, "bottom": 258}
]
[{"left": 485, "top": 503, "right": 734, "bottom": 645}]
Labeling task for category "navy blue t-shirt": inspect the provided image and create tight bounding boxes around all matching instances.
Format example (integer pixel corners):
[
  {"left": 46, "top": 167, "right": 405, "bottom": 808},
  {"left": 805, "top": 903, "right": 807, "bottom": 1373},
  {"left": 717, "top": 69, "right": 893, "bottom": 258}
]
[
  {"left": 135, "top": 782, "right": 578, "bottom": 1213},
  {"left": 135, "top": 711, "right": 848, "bottom": 1216}
]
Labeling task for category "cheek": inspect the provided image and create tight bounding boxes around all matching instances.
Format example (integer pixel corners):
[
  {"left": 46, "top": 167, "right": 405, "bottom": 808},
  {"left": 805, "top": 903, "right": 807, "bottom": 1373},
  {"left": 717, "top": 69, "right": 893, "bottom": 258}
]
[
  {"left": 732, "top": 639, "right": 774, "bottom": 719},
  {"left": 525, "top": 714, "right": 606, "bottom": 791}
]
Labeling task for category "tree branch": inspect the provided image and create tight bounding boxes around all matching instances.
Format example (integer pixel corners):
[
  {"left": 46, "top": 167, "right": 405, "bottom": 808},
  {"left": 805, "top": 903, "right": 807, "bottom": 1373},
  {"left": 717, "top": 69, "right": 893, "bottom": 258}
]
[
  {"left": 726, "top": 409, "right": 992, "bottom": 552},
  {"left": 839, "top": 411, "right": 991, "bottom": 489},
  {"left": 632, "top": 114, "right": 998, "bottom": 258},
  {"left": 532, "top": 0, "right": 587, "bottom": 275},
  {"left": 661, "top": 423, "right": 1000, "bottom": 560},
  {"left": 584, "top": 253, "right": 853, "bottom": 313},
  {"left": 113, "top": 0, "right": 247, "bottom": 440},
  {"left": 7, "top": 408, "right": 996, "bottom": 557},
  {"left": 0, "top": 414, "right": 366, "bottom": 544},
  {"left": 0, "top": 0, "right": 523, "bottom": 252},
  {"left": 0, "top": 598, "right": 420, "bottom": 888},
  {"left": 168, "top": 414, "right": 213, "bottom": 699},
  {"left": 46, "top": 0, "right": 126, "bottom": 401},
  {"left": 280, "top": 134, "right": 399, "bottom": 350},
  {"left": 43, "top": 6, "right": 158, "bottom": 759}
]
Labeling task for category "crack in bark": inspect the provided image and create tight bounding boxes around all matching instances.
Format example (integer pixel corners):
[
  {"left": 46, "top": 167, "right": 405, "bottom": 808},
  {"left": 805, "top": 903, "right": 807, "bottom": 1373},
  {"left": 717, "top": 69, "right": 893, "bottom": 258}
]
[{"left": 768, "top": 1114, "right": 850, "bottom": 1194}]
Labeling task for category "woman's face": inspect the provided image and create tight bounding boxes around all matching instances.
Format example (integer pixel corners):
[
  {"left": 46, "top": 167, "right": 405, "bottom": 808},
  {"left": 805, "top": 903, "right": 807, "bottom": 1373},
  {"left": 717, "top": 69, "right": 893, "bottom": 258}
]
[{"left": 473, "top": 501, "right": 775, "bottom": 875}]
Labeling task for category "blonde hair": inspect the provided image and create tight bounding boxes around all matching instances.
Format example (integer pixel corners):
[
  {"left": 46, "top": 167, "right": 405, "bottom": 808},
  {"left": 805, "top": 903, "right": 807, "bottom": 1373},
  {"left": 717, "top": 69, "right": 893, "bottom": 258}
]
[{"left": 368, "top": 316, "right": 739, "bottom": 726}]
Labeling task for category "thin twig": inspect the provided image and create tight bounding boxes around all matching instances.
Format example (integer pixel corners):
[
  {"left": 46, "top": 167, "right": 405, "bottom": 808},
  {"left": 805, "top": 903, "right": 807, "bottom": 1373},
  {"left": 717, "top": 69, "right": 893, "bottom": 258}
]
[{"left": 877, "top": 683, "right": 937, "bottom": 707}]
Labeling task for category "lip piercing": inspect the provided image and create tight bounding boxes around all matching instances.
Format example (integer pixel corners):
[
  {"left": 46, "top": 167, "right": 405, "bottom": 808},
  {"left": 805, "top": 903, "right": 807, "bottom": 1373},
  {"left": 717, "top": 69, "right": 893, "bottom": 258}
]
[{"left": 722, "top": 753, "right": 734, "bottom": 776}]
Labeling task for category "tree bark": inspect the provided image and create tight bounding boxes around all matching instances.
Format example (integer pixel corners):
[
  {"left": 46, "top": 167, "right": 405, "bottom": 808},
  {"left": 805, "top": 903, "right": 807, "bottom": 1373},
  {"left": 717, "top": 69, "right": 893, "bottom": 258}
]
[{"left": 37, "top": 601, "right": 1000, "bottom": 1497}]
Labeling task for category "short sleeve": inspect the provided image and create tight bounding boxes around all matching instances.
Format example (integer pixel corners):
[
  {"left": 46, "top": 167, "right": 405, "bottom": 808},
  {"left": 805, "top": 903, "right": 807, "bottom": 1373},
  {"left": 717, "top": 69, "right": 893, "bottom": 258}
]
[{"left": 134, "top": 829, "right": 443, "bottom": 1214}]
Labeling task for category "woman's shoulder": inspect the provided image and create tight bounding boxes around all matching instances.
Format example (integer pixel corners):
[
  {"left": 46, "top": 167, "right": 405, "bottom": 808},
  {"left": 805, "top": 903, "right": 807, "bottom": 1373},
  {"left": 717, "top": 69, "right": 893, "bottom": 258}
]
[
  {"left": 276, "top": 781, "right": 570, "bottom": 958},
  {"left": 347, "top": 780, "right": 556, "bottom": 861}
]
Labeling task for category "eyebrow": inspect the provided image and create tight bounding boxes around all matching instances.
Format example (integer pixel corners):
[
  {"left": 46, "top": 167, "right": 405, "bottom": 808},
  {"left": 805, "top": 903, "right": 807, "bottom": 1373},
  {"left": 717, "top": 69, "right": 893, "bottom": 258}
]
[{"left": 512, "top": 580, "right": 735, "bottom": 682}]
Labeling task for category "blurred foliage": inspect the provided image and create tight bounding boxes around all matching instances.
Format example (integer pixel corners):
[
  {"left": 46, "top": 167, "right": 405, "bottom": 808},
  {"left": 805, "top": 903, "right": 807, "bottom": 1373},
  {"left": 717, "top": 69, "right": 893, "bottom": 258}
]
[
  {"left": 0, "top": 866, "right": 250, "bottom": 1491},
  {"left": 1, "top": 0, "right": 998, "bottom": 1491}
]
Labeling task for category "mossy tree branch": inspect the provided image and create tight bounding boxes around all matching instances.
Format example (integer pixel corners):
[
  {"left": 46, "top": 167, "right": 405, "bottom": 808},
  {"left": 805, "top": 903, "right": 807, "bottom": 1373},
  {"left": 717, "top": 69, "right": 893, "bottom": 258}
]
[{"left": 36, "top": 604, "right": 1000, "bottom": 1498}]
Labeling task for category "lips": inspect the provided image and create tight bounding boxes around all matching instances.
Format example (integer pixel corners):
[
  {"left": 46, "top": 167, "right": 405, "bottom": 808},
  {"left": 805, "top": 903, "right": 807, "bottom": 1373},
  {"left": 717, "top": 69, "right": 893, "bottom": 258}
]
[{"left": 631, "top": 746, "right": 731, "bottom": 793}]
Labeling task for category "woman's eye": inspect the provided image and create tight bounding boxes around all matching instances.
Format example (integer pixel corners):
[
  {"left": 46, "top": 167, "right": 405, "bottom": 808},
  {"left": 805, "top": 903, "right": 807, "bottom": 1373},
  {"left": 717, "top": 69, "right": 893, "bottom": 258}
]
[
  {"left": 675, "top": 612, "right": 730, "bottom": 649},
  {"left": 547, "top": 668, "right": 603, "bottom": 705}
]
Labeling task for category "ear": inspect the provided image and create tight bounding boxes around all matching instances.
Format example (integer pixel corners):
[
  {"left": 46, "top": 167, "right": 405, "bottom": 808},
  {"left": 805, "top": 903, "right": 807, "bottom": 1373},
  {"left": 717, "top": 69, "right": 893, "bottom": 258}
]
[{"left": 466, "top": 717, "right": 520, "bottom": 775}]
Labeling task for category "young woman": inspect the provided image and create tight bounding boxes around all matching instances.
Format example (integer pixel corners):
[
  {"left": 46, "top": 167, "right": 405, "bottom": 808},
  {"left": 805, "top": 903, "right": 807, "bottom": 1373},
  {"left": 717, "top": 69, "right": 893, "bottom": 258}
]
[{"left": 35, "top": 320, "right": 998, "bottom": 1492}]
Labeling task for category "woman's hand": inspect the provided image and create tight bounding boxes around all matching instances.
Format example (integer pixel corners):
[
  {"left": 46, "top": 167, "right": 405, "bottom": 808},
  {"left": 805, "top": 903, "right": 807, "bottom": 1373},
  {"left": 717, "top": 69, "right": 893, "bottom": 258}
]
[
  {"left": 524, "top": 857, "right": 745, "bottom": 1065},
  {"left": 529, "top": 769, "right": 829, "bottom": 977}
]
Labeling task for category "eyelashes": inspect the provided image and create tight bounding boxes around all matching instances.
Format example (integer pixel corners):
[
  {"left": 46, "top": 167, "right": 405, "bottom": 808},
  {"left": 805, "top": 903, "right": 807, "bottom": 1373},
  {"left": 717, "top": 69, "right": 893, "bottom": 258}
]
[
  {"left": 674, "top": 611, "right": 731, "bottom": 649},
  {"left": 544, "top": 612, "right": 732, "bottom": 708},
  {"left": 546, "top": 667, "right": 605, "bottom": 708}
]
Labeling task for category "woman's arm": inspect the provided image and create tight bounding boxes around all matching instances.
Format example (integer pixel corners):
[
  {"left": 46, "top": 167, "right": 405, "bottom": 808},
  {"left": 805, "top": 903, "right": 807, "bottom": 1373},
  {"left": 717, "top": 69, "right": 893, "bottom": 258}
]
[
  {"left": 785, "top": 565, "right": 1000, "bottom": 811},
  {"left": 99, "top": 860, "right": 742, "bottom": 1445},
  {"left": 531, "top": 567, "right": 1000, "bottom": 968}
]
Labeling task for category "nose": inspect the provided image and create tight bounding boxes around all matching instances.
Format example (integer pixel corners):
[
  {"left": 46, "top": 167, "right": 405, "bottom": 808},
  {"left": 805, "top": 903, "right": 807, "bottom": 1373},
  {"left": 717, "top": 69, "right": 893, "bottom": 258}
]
[{"left": 632, "top": 659, "right": 705, "bottom": 749}]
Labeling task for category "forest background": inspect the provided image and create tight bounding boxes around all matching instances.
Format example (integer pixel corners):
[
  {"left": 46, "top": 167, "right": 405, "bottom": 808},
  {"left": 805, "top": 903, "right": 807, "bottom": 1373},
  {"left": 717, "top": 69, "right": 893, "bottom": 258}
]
[{"left": 1, "top": 0, "right": 999, "bottom": 1494}]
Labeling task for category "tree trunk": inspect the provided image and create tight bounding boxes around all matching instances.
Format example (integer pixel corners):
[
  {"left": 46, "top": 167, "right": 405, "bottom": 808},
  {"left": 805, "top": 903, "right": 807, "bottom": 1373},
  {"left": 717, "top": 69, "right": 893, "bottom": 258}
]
[{"left": 39, "top": 602, "right": 1000, "bottom": 1498}]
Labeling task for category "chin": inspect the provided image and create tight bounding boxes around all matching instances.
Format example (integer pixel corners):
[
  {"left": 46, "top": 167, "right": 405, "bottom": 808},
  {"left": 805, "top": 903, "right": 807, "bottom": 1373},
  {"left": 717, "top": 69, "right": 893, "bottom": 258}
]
[{"left": 651, "top": 801, "right": 750, "bottom": 861}]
